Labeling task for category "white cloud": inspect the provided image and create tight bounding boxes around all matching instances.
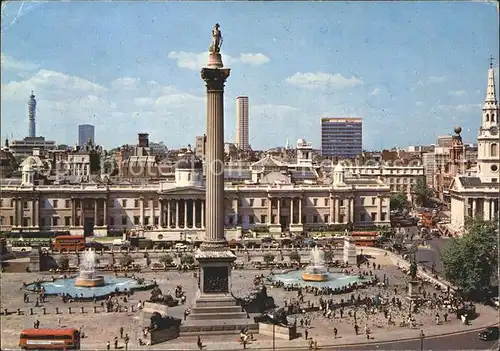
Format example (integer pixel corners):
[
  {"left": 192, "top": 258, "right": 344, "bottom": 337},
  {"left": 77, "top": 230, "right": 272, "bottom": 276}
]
[
  {"left": 285, "top": 72, "right": 363, "bottom": 90},
  {"left": 168, "top": 51, "right": 270, "bottom": 70},
  {"left": 369, "top": 88, "right": 380, "bottom": 96},
  {"left": 417, "top": 76, "right": 445, "bottom": 86},
  {"left": 238, "top": 53, "right": 270, "bottom": 65},
  {"left": 133, "top": 97, "right": 155, "bottom": 107},
  {"left": 155, "top": 93, "right": 204, "bottom": 107},
  {"left": 448, "top": 89, "right": 468, "bottom": 97},
  {"left": 1, "top": 69, "right": 107, "bottom": 101},
  {"left": 415, "top": 101, "right": 424, "bottom": 107},
  {"left": 111, "top": 77, "right": 140, "bottom": 90},
  {"left": 1, "top": 53, "right": 39, "bottom": 71}
]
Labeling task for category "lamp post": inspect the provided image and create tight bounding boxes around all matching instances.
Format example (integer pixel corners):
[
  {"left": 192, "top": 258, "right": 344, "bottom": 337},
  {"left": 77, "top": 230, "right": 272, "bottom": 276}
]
[
  {"left": 419, "top": 329, "right": 425, "bottom": 351},
  {"left": 272, "top": 323, "right": 276, "bottom": 351}
]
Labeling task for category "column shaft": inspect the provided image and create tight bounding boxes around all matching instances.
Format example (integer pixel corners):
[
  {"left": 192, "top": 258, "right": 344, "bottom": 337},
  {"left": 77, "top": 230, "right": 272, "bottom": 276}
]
[
  {"left": 150, "top": 198, "right": 155, "bottom": 226},
  {"left": 205, "top": 88, "right": 226, "bottom": 242},
  {"left": 175, "top": 201, "right": 179, "bottom": 228},
  {"left": 71, "top": 199, "right": 76, "bottom": 226},
  {"left": 329, "top": 197, "right": 334, "bottom": 224},
  {"left": 184, "top": 200, "right": 188, "bottom": 227},
  {"left": 103, "top": 199, "right": 108, "bottom": 226},
  {"left": 298, "top": 198, "right": 302, "bottom": 224},
  {"left": 140, "top": 198, "right": 144, "bottom": 225},
  {"left": 277, "top": 198, "right": 281, "bottom": 225},
  {"left": 34, "top": 197, "right": 39, "bottom": 227},
  {"left": 472, "top": 198, "right": 476, "bottom": 218},
  {"left": 167, "top": 200, "right": 171, "bottom": 228},
  {"left": 378, "top": 196, "right": 383, "bottom": 222},
  {"left": 201, "top": 200, "right": 205, "bottom": 229},
  {"left": 193, "top": 200, "right": 197, "bottom": 228},
  {"left": 290, "top": 198, "right": 294, "bottom": 224},
  {"left": 267, "top": 198, "right": 272, "bottom": 225}
]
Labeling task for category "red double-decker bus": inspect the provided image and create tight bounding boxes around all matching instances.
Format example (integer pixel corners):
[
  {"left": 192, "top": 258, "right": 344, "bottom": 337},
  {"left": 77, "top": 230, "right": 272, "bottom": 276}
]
[
  {"left": 19, "top": 328, "right": 81, "bottom": 349},
  {"left": 53, "top": 235, "right": 85, "bottom": 252}
]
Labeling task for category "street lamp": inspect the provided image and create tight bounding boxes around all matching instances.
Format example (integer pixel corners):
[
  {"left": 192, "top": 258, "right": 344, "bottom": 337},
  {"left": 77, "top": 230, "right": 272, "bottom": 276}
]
[
  {"left": 419, "top": 329, "right": 425, "bottom": 351},
  {"left": 272, "top": 323, "right": 276, "bottom": 351}
]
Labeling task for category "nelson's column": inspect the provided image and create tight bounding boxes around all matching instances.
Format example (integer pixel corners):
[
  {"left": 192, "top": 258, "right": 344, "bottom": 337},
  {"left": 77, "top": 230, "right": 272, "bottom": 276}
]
[{"left": 186, "top": 24, "right": 252, "bottom": 329}]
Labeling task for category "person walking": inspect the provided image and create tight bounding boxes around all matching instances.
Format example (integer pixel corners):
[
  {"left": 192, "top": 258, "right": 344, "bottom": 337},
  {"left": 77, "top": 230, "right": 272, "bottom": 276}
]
[
  {"left": 197, "top": 335, "right": 203, "bottom": 350},
  {"left": 334, "top": 327, "right": 338, "bottom": 339},
  {"left": 106, "top": 341, "right": 110, "bottom": 350},
  {"left": 305, "top": 329, "right": 309, "bottom": 340},
  {"left": 119, "top": 326, "right": 124, "bottom": 339},
  {"left": 354, "top": 324, "right": 359, "bottom": 335}
]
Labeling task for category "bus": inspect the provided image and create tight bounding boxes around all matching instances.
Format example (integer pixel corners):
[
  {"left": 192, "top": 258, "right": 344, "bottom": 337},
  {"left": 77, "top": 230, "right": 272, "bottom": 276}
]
[
  {"left": 352, "top": 231, "right": 379, "bottom": 247},
  {"left": 53, "top": 235, "right": 85, "bottom": 252},
  {"left": 19, "top": 328, "right": 81, "bottom": 349}
]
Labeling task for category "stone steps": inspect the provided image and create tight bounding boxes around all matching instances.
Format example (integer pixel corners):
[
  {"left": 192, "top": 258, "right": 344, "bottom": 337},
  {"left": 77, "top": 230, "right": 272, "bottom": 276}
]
[
  {"left": 188, "top": 311, "right": 248, "bottom": 321},
  {"left": 179, "top": 319, "right": 258, "bottom": 336},
  {"left": 190, "top": 305, "right": 243, "bottom": 314}
]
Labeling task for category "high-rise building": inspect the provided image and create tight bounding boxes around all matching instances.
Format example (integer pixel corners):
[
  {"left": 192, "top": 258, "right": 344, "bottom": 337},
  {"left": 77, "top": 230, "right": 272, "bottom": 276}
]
[
  {"left": 321, "top": 117, "right": 363, "bottom": 158},
  {"left": 78, "top": 124, "right": 95, "bottom": 146},
  {"left": 28, "top": 91, "right": 36, "bottom": 137},
  {"left": 236, "top": 96, "right": 249, "bottom": 150},
  {"left": 195, "top": 134, "right": 207, "bottom": 160}
]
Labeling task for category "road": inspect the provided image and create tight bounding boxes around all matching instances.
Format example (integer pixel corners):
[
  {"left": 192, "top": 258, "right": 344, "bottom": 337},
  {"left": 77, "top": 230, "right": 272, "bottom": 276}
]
[
  {"left": 416, "top": 237, "right": 450, "bottom": 274},
  {"left": 314, "top": 328, "right": 498, "bottom": 350}
]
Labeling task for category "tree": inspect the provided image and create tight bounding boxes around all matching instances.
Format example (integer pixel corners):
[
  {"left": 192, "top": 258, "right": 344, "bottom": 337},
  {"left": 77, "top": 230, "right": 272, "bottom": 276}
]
[
  {"left": 180, "top": 254, "right": 194, "bottom": 265},
  {"left": 289, "top": 250, "right": 301, "bottom": 264},
  {"left": 390, "top": 192, "right": 409, "bottom": 212},
  {"left": 413, "top": 178, "right": 433, "bottom": 207},
  {"left": 120, "top": 255, "right": 134, "bottom": 267},
  {"left": 159, "top": 254, "right": 173, "bottom": 267},
  {"left": 441, "top": 217, "right": 498, "bottom": 300},
  {"left": 59, "top": 255, "right": 69, "bottom": 270},
  {"left": 263, "top": 252, "right": 275, "bottom": 264}
]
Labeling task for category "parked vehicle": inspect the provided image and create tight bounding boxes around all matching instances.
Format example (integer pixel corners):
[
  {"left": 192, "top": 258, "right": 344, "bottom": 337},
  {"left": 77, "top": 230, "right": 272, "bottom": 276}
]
[
  {"left": 53, "top": 235, "right": 85, "bottom": 252},
  {"left": 478, "top": 326, "right": 499, "bottom": 341},
  {"left": 19, "top": 328, "right": 81, "bottom": 349}
]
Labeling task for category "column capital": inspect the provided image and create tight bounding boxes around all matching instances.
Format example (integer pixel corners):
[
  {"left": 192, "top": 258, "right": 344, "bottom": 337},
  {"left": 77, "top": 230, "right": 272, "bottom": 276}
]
[{"left": 201, "top": 68, "right": 231, "bottom": 91}]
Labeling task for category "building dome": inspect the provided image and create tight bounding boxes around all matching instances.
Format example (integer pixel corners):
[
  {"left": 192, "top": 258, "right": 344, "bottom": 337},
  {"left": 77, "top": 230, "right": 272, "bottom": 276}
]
[{"left": 176, "top": 145, "right": 203, "bottom": 170}]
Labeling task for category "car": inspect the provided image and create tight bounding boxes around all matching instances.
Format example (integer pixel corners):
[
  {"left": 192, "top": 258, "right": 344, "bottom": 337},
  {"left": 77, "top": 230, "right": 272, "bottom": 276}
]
[
  {"left": 478, "top": 326, "right": 499, "bottom": 341},
  {"left": 86, "top": 241, "right": 105, "bottom": 250}
]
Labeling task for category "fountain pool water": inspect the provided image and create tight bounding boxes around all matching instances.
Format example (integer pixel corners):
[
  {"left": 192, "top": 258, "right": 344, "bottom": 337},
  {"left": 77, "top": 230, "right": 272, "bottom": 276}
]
[
  {"left": 75, "top": 249, "right": 105, "bottom": 287},
  {"left": 25, "top": 249, "right": 151, "bottom": 298}
]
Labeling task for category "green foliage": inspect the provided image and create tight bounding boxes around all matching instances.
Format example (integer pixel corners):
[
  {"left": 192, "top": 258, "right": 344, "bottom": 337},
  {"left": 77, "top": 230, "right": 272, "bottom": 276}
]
[
  {"left": 390, "top": 192, "right": 409, "bottom": 212},
  {"left": 263, "top": 252, "right": 275, "bottom": 264},
  {"left": 289, "top": 250, "right": 301, "bottom": 263},
  {"left": 413, "top": 178, "right": 433, "bottom": 207},
  {"left": 180, "top": 254, "right": 194, "bottom": 265},
  {"left": 159, "top": 254, "right": 173, "bottom": 267},
  {"left": 441, "top": 217, "right": 498, "bottom": 300},
  {"left": 58, "top": 255, "right": 70, "bottom": 270},
  {"left": 119, "top": 254, "right": 134, "bottom": 267},
  {"left": 323, "top": 250, "right": 334, "bottom": 263}
]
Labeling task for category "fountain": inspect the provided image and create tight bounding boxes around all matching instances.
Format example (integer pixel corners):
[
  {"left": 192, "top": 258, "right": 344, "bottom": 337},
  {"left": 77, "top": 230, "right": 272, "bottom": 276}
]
[
  {"left": 302, "top": 247, "right": 330, "bottom": 282},
  {"left": 269, "top": 247, "right": 370, "bottom": 289},
  {"left": 25, "top": 249, "right": 153, "bottom": 298},
  {"left": 75, "top": 249, "right": 105, "bottom": 287}
]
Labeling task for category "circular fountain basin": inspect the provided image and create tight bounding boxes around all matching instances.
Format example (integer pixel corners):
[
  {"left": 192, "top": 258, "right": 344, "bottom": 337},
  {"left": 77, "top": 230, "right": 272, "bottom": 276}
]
[
  {"left": 271, "top": 270, "right": 370, "bottom": 289},
  {"left": 25, "top": 276, "right": 144, "bottom": 298},
  {"left": 75, "top": 276, "right": 105, "bottom": 287},
  {"left": 302, "top": 266, "right": 330, "bottom": 282}
]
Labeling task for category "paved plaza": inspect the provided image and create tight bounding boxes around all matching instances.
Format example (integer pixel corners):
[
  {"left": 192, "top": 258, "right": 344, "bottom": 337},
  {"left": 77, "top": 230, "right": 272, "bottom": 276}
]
[{"left": 1, "top": 252, "right": 497, "bottom": 350}]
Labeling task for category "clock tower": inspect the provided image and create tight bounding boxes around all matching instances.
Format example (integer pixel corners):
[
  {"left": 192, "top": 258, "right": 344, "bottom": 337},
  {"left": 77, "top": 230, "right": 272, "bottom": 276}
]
[{"left": 477, "top": 57, "right": 500, "bottom": 183}]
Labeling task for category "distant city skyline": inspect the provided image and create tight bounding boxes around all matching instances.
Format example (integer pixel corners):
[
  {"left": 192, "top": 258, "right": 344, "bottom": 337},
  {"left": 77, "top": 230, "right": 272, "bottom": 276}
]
[{"left": 1, "top": 2, "right": 498, "bottom": 150}]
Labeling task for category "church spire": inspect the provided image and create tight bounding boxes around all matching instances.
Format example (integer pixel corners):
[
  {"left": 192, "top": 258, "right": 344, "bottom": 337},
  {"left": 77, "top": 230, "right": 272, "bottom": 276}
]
[{"left": 484, "top": 56, "right": 497, "bottom": 107}]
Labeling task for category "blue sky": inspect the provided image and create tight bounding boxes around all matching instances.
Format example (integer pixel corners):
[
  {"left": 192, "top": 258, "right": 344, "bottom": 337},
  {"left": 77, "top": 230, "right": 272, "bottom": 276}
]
[{"left": 1, "top": 1, "right": 498, "bottom": 150}]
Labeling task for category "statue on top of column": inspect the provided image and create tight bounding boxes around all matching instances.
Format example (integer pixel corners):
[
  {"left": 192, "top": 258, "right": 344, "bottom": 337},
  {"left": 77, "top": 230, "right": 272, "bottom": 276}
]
[{"left": 210, "top": 23, "right": 223, "bottom": 53}]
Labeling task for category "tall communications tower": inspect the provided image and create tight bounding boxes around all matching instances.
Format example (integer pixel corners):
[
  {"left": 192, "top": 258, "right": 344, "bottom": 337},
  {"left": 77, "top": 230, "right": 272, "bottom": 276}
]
[{"left": 28, "top": 91, "right": 36, "bottom": 137}]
